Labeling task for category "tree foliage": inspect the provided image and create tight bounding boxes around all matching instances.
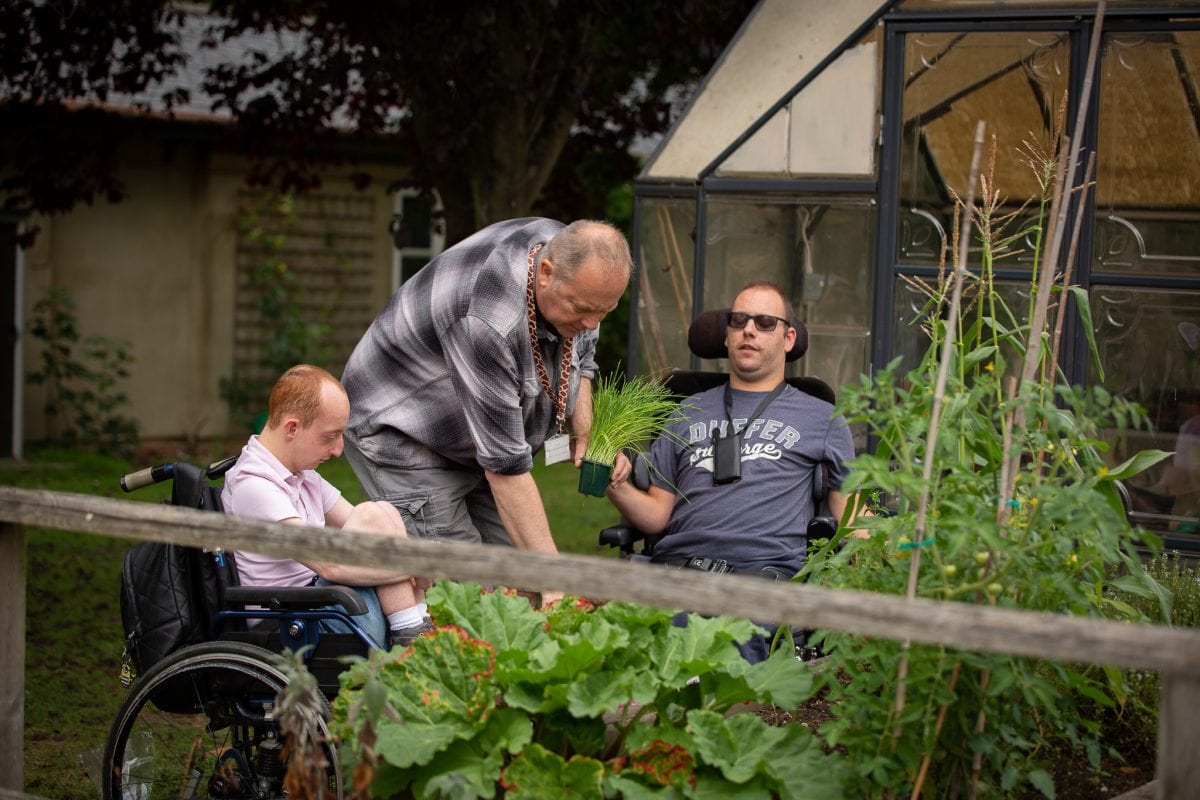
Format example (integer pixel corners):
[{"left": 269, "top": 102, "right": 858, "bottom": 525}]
[
  {"left": 0, "top": 1, "right": 187, "bottom": 225},
  {"left": 1, "top": 0, "right": 754, "bottom": 243}
]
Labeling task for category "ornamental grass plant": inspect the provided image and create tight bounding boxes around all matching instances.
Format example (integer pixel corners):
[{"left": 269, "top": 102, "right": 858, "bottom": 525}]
[
  {"left": 579, "top": 371, "right": 681, "bottom": 495},
  {"left": 584, "top": 371, "right": 679, "bottom": 467}
]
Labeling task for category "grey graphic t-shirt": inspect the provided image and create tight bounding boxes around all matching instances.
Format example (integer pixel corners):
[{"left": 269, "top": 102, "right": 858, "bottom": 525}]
[{"left": 647, "top": 383, "right": 854, "bottom": 571}]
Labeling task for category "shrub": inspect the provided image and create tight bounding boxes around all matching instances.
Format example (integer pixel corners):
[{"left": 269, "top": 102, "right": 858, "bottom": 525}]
[
  {"left": 219, "top": 193, "right": 336, "bottom": 432},
  {"left": 26, "top": 286, "right": 139, "bottom": 457},
  {"left": 1094, "top": 554, "right": 1200, "bottom": 756}
]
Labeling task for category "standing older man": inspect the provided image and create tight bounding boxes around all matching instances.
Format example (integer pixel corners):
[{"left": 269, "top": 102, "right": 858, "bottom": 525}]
[{"left": 341, "top": 217, "right": 632, "bottom": 606}]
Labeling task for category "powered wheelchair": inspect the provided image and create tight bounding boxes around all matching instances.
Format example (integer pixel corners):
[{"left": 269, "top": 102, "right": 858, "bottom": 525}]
[
  {"left": 599, "top": 307, "right": 839, "bottom": 558},
  {"left": 598, "top": 308, "right": 840, "bottom": 659},
  {"left": 103, "top": 457, "right": 375, "bottom": 800}
]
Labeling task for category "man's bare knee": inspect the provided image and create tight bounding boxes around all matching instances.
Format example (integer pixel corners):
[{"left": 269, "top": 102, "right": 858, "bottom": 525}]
[{"left": 345, "top": 501, "right": 407, "bottom": 536}]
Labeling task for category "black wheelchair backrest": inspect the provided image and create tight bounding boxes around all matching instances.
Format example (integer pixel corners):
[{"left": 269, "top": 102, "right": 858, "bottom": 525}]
[
  {"left": 169, "top": 461, "right": 224, "bottom": 512},
  {"left": 680, "top": 308, "right": 833, "bottom": 403},
  {"left": 688, "top": 307, "right": 808, "bottom": 362}
]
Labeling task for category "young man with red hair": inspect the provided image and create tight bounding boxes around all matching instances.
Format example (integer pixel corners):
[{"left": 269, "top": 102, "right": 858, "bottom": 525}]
[{"left": 222, "top": 364, "right": 433, "bottom": 649}]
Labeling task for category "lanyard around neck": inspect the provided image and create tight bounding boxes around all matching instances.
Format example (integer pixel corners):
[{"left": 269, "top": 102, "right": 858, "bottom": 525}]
[
  {"left": 722, "top": 381, "right": 786, "bottom": 438},
  {"left": 526, "top": 243, "right": 573, "bottom": 429}
]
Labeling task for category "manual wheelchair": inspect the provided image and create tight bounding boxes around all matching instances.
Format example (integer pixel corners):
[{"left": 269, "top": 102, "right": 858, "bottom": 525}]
[{"left": 103, "top": 457, "right": 374, "bottom": 800}]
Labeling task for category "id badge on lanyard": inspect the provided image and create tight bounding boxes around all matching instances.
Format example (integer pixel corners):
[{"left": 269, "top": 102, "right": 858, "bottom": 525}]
[{"left": 544, "top": 432, "right": 572, "bottom": 466}]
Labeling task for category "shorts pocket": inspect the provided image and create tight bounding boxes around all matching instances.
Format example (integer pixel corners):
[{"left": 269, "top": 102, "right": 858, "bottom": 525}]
[{"left": 383, "top": 492, "right": 434, "bottom": 538}]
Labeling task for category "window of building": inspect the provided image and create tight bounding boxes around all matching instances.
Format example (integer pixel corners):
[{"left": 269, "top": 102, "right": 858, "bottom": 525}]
[{"left": 391, "top": 189, "right": 444, "bottom": 288}]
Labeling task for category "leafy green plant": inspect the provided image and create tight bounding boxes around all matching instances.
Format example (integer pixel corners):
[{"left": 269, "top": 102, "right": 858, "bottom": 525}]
[
  {"left": 1137, "top": 553, "right": 1200, "bottom": 629},
  {"left": 1092, "top": 554, "right": 1200, "bottom": 757},
  {"left": 219, "top": 193, "right": 338, "bottom": 431},
  {"left": 328, "top": 581, "right": 844, "bottom": 799},
  {"left": 6, "top": 445, "right": 625, "bottom": 798},
  {"left": 801, "top": 127, "right": 1170, "bottom": 797},
  {"left": 27, "top": 286, "right": 139, "bottom": 457},
  {"left": 583, "top": 371, "right": 680, "bottom": 467}
]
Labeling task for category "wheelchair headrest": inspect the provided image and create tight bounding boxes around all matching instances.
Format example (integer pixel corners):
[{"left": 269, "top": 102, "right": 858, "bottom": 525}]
[{"left": 688, "top": 307, "right": 808, "bottom": 362}]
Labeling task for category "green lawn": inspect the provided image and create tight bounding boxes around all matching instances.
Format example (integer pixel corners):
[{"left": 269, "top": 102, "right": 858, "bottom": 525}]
[
  {"left": 4, "top": 445, "right": 621, "bottom": 798},
  {"left": 319, "top": 455, "right": 622, "bottom": 556}
]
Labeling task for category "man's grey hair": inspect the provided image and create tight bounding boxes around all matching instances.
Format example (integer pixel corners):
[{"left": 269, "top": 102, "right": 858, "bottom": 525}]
[{"left": 541, "top": 219, "right": 633, "bottom": 283}]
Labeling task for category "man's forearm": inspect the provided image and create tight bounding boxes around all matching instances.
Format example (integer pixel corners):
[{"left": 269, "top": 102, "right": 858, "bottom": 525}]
[
  {"left": 606, "top": 480, "right": 673, "bottom": 535},
  {"left": 307, "top": 562, "right": 413, "bottom": 586},
  {"left": 828, "top": 489, "right": 871, "bottom": 539},
  {"left": 568, "top": 376, "right": 593, "bottom": 464},
  {"left": 484, "top": 470, "right": 559, "bottom": 553}
]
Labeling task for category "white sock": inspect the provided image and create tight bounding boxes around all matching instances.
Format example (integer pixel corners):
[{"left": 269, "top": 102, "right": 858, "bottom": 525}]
[{"left": 387, "top": 603, "right": 428, "bottom": 630}]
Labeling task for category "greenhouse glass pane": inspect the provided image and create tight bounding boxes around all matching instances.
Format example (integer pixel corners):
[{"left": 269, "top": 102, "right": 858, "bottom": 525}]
[
  {"left": 1090, "top": 287, "right": 1200, "bottom": 532},
  {"left": 1093, "top": 31, "right": 1200, "bottom": 278},
  {"left": 898, "top": 30, "right": 1070, "bottom": 269},
  {"left": 635, "top": 198, "right": 697, "bottom": 375},
  {"left": 718, "top": 34, "right": 880, "bottom": 178},
  {"left": 900, "top": 0, "right": 1192, "bottom": 8},
  {"left": 702, "top": 198, "right": 875, "bottom": 394}
]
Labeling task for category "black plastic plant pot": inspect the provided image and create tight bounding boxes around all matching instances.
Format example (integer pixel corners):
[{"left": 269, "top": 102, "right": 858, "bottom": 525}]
[{"left": 578, "top": 458, "right": 613, "bottom": 497}]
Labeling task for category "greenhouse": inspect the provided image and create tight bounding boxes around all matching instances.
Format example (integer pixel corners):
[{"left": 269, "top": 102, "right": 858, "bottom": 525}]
[{"left": 631, "top": 0, "right": 1200, "bottom": 546}]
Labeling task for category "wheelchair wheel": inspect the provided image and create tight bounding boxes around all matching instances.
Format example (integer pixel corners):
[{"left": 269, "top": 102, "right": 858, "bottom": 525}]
[{"left": 102, "top": 641, "right": 341, "bottom": 800}]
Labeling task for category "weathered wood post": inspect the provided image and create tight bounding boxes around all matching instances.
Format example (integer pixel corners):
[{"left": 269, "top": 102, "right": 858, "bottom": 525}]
[
  {"left": 1157, "top": 674, "right": 1200, "bottom": 799},
  {"left": 0, "top": 523, "right": 26, "bottom": 792}
]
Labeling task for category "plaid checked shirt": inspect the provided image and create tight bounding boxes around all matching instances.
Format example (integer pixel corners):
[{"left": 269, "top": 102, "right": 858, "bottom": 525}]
[{"left": 342, "top": 217, "right": 598, "bottom": 475}]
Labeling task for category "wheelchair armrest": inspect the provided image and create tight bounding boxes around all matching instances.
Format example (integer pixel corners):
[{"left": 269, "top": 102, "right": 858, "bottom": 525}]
[
  {"left": 599, "top": 524, "right": 664, "bottom": 557},
  {"left": 223, "top": 584, "right": 369, "bottom": 616},
  {"left": 599, "top": 524, "right": 643, "bottom": 552}
]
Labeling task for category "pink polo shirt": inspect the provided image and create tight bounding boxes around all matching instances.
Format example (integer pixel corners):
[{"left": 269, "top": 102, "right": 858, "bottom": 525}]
[{"left": 221, "top": 435, "right": 342, "bottom": 588}]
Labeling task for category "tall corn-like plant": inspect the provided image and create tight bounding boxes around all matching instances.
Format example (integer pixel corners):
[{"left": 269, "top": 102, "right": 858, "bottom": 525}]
[{"left": 803, "top": 121, "right": 1171, "bottom": 797}]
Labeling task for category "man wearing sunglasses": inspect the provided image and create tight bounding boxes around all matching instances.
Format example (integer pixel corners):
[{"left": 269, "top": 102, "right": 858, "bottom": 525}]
[{"left": 605, "top": 280, "right": 857, "bottom": 661}]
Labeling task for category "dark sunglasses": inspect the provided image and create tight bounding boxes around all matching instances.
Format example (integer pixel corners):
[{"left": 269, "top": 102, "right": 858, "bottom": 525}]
[{"left": 727, "top": 311, "right": 792, "bottom": 332}]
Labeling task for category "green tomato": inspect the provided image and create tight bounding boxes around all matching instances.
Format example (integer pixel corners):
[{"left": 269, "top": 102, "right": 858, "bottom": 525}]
[
  {"left": 987, "top": 582, "right": 1003, "bottom": 596},
  {"left": 974, "top": 551, "right": 990, "bottom": 565},
  {"left": 942, "top": 564, "right": 957, "bottom": 578}
]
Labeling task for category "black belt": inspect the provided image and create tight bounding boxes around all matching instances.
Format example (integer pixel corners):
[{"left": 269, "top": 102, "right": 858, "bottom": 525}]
[{"left": 652, "top": 555, "right": 795, "bottom": 582}]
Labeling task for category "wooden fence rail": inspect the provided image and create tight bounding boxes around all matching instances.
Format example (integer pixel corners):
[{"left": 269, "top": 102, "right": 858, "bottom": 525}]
[{"left": 2, "top": 485, "right": 1199, "bottom": 798}]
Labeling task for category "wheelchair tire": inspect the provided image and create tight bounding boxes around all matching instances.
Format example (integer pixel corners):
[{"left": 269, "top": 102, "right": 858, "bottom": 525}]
[{"left": 101, "top": 640, "right": 342, "bottom": 800}]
